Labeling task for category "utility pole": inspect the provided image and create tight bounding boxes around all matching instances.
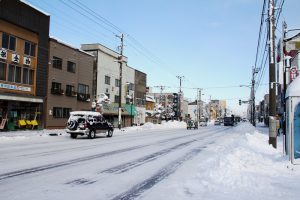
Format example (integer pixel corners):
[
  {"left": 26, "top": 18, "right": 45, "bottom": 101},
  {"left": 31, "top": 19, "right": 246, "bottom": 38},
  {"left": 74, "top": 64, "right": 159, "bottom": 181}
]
[
  {"left": 251, "top": 67, "right": 257, "bottom": 127},
  {"left": 154, "top": 85, "right": 166, "bottom": 106},
  {"left": 117, "top": 34, "right": 124, "bottom": 129},
  {"left": 195, "top": 88, "right": 203, "bottom": 122},
  {"left": 176, "top": 76, "right": 184, "bottom": 121},
  {"left": 268, "top": 0, "right": 277, "bottom": 148},
  {"left": 282, "top": 20, "right": 287, "bottom": 154}
]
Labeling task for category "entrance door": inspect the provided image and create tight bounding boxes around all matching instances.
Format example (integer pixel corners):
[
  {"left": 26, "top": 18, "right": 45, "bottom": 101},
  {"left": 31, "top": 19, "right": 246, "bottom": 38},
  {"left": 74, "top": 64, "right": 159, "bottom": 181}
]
[{"left": 294, "top": 103, "right": 300, "bottom": 160}]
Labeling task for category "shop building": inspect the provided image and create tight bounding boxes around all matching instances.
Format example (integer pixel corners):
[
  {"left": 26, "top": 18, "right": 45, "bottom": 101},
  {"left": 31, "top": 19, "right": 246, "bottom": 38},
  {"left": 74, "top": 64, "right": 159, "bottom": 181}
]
[
  {"left": 81, "top": 43, "right": 136, "bottom": 127},
  {"left": 0, "top": 0, "right": 49, "bottom": 130},
  {"left": 45, "top": 38, "right": 94, "bottom": 128}
]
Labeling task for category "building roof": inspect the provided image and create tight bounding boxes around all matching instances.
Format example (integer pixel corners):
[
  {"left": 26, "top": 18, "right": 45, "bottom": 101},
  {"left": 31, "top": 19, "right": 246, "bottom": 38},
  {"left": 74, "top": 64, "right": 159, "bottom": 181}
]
[
  {"left": 81, "top": 43, "right": 128, "bottom": 62},
  {"left": 20, "top": 0, "right": 50, "bottom": 16},
  {"left": 286, "top": 75, "right": 300, "bottom": 98},
  {"left": 50, "top": 37, "right": 94, "bottom": 57}
]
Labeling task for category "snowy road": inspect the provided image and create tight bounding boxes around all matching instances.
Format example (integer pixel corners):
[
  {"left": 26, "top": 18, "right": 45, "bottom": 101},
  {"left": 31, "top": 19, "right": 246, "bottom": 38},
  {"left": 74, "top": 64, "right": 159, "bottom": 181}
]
[{"left": 0, "top": 125, "right": 232, "bottom": 200}]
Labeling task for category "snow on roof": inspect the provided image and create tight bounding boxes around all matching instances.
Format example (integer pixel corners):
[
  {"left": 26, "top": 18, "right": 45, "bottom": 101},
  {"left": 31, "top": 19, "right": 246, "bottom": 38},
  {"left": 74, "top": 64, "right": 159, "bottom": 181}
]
[
  {"left": 20, "top": 0, "right": 50, "bottom": 16},
  {"left": 50, "top": 37, "right": 94, "bottom": 57},
  {"left": 70, "top": 111, "right": 102, "bottom": 116},
  {"left": 286, "top": 75, "right": 300, "bottom": 98}
]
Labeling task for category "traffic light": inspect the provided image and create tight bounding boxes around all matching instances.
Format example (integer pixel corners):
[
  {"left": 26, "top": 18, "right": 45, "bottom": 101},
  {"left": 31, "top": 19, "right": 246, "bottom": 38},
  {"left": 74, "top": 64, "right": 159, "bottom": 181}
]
[
  {"left": 239, "top": 99, "right": 241, "bottom": 106},
  {"left": 173, "top": 93, "right": 179, "bottom": 117}
]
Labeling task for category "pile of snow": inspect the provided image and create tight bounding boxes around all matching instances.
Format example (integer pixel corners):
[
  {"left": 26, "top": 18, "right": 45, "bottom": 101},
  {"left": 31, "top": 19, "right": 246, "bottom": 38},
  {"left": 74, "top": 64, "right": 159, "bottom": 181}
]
[
  {"left": 122, "top": 120, "right": 186, "bottom": 132},
  {"left": 153, "top": 123, "right": 300, "bottom": 200}
]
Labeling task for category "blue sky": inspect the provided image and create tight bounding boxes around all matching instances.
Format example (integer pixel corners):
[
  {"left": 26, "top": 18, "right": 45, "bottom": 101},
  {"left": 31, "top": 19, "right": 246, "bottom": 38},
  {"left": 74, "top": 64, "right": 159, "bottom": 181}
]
[{"left": 25, "top": 0, "right": 299, "bottom": 115}]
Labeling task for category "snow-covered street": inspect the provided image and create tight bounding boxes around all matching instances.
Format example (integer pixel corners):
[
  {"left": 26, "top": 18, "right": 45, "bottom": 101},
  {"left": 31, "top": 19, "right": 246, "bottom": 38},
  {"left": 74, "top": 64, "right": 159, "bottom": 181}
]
[{"left": 0, "top": 122, "right": 299, "bottom": 200}]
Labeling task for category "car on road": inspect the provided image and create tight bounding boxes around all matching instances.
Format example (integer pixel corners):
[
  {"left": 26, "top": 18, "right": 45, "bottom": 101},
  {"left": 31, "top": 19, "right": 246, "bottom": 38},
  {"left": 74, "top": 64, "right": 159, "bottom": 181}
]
[
  {"left": 224, "top": 116, "right": 235, "bottom": 126},
  {"left": 199, "top": 118, "right": 208, "bottom": 126},
  {"left": 214, "top": 120, "right": 221, "bottom": 125},
  {"left": 187, "top": 120, "right": 198, "bottom": 129},
  {"left": 66, "top": 111, "right": 114, "bottom": 139}
]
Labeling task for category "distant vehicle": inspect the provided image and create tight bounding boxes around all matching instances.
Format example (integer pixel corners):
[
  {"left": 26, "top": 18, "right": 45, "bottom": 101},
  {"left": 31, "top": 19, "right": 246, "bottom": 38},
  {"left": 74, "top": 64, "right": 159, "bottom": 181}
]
[
  {"left": 199, "top": 118, "right": 208, "bottom": 126},
  {"left": 214, "top": 120, "right": 221, "bottom": 125},
  {"left": 187, "top": 120, "right": 198, "bottom": 129},
  {"left": 66, "top": 111, "right": 114, "bottom": 139},
  {"left": 224, "top": 116, "right": 234, "bottom": 126}
]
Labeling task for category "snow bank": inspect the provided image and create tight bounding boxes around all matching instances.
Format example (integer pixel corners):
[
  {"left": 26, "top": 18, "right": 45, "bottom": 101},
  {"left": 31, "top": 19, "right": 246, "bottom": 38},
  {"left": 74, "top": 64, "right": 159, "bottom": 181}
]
[
  {"left": 124, "top": 121, "right": 186, "bottom": 132},
  {"left": 157, "top": 123, "right": 300, "bottom": 200}
]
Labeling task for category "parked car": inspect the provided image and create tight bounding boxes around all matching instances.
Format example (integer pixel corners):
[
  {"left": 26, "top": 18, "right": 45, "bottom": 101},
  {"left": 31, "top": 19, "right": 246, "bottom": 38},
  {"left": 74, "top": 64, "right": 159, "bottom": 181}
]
[
  {"left": 66, "top": 111, "right": 114, "bottom": 139},
  {"left": 214, "top": 120, "right": 221, "bottom": 125},
  {"left": 187, "top": 120, "right": 198, "bottom": 129},
  {"left": 199, "top": 118, "right": 208, "bottom": 126}
]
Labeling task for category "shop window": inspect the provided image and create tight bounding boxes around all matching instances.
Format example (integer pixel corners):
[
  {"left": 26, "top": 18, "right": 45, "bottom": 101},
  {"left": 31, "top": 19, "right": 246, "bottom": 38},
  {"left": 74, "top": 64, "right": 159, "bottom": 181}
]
[
  {"left": 2, "top": 33, "right": 16, "bottom": 51},
  {"left": 53, "top": 107, "right": 62, "bottom": 118},
  {"left": 67, "top": 61, "right": 76, "bottom": 73},
  {"left": 0, "top": 62, "right": 6, "bottom": 81},
  {"left": 63, "top": 108, "right": 72, "bottom": 118},
  {"left": 8, "top": 64, "right": 21, "bottom": 83},
  {"left": 105, "top": 75, "right": 110, "bottom": 85},
  {"left": 52, "top": 56, "right": 62, "bottom": 69},
  {"left": 24, "top": 41, "right": 36, "bottom": 57},
  {"left": 22, "top": 67, "right": 34, "bottom": 85}
]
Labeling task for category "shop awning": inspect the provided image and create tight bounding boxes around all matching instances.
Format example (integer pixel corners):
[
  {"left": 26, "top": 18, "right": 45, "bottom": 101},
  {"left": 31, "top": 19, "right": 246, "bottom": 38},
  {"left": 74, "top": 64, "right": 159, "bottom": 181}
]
[{"left": 0, "top": 94, "right": 44, "bottom": 103}]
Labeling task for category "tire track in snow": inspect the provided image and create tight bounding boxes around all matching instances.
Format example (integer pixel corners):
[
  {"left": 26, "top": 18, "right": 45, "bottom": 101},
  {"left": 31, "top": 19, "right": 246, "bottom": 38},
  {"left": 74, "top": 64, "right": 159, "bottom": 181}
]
[
  {"left": 110, "top": 146, "right": 204, "bottom": 200},
  {"left": 0, "top": 127, "right": 228, "bottom": 181}
]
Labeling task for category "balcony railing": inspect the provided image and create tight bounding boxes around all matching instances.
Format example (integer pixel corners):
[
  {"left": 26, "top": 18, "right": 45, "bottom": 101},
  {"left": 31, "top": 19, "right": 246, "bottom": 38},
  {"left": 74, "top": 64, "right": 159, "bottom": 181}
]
[
  {"left": 77, "top": 93, "right": 90, "bottom": 102},
  {"left": 66, "top": 90, "right": 77, "bottom": 97},
  {"left": 51, "top": 88, "right": 64, "bottom": 95}
]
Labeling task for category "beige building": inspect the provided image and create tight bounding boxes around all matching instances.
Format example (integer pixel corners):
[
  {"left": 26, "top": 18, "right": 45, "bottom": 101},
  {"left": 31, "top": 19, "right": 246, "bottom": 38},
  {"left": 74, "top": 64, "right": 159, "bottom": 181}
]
[{"left": 45, "top": 38, "right": 94, "bottom": 128}]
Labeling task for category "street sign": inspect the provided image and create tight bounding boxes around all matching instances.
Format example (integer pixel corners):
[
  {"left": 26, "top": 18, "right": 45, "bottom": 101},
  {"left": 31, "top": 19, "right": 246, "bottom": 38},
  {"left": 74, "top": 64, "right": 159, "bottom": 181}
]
[{"left": 290, "top": 67, "right": 298, "bottom": 83}]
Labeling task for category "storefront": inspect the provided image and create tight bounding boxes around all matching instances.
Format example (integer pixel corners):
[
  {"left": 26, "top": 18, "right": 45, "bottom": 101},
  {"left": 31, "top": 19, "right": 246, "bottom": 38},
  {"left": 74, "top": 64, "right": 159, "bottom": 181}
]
[
  {"left": 102, "top": 103, "right": 136, "bottom": 128},
  {"left": 285, "top": 75, "right": 300, "bottom": 164},
  {"left": 0, "top": 94, "right": 43, "bottom": 131}
]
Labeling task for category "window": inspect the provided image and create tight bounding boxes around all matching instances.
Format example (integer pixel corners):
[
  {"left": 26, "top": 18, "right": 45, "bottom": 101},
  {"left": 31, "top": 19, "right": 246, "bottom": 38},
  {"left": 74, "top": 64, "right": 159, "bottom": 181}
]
[
  {"left": 127, "top": 83, "right": 134, "bottom": 91},
  {"left": 115, "top": 79, "right": 120, "bottom": 87},
  {"left": 67, "top": 61, "right": 76, "bottom": 73},
  {"left": 2, "top": 33, "right": 16, "bottom": 51},
  {"left": 53, "top": 107, "right": 62, "bottom": 118},
  {"left": 8, "top": 64, "right": 21, "bottom": 83},
  {"left": 52, "top": 56, "right": 62, "bottom": 69},
  {"left": 0, "top": 62, "right": 6, "bottom": 81},
  {"left": 115, "top": 95, "right": 120, "bottom": 103},
  {"left": 78, "top": 84, "right": 89, "bottom": 94},
  {"left": 66, "top": 85, "right": 75, "bottom": 96},
  {"left": 105, "top": 75, "right": 110, "bottom": 85},
  {"left": 63, "top": 108, "right": 72, "bottom": 118},
  {"left": 105, "top": 93, "right": 110, "bottom": 99},
  {"left": 24, "top": 41, "right": 36, "bottom": 57},
  {"left": 51, "top": 82, "right": 63, "bottom": 95},
  {"left": 22, "top": 67, "right": 34, "bottom": 85},
  {"left": 77, "top": 84, "right": 90, "bottom": 101}
]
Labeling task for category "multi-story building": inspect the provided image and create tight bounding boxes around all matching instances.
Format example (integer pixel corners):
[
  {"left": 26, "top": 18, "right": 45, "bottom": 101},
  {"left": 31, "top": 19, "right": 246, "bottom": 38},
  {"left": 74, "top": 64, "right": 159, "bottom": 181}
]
[
  {"left": 81, "top": 43, "right": 147, "bottom": 127},
  {"left": 0, "top": 0, "right": 49, "bottom": 130},
  {"left": 45, "top": 38, "right": 94, "bottom": 128},
  {"left": 188, "top": 100, "right": 205, "bottom": 121},
  {"left": 209, "top": 100, "right": 227, "bottom": 120},
  {"left": 134, "top": 69, "right": 146, "bottom": 125}
]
